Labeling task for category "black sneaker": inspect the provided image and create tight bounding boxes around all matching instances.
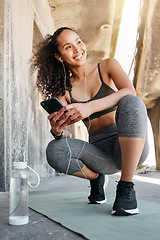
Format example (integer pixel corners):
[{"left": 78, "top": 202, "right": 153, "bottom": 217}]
[
  {"left": 111, "top": 181, "right": 139, "bottom": 216},
  {"left": 88, "top": 174, "right": 107, "bottom": 204}
]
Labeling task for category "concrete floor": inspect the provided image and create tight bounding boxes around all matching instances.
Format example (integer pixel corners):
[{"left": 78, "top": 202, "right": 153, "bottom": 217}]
[{"left": 0, "top": 170, "right": 160, "bottom": 240}]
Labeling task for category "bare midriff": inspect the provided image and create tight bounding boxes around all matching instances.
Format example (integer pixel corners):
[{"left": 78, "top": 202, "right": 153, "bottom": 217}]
[{"left": 84, "top": 110, "right": 116, "bottom": 133}]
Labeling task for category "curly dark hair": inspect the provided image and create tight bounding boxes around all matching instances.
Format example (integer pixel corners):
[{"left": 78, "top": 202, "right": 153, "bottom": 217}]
[{"left": 31, "top": 27, "right": 78, "bottom": 99}]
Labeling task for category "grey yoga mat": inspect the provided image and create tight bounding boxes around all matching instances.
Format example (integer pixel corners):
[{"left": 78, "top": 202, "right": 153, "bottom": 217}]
[{"left": 29, "top": 191, "right": 160, "bottom": 240}]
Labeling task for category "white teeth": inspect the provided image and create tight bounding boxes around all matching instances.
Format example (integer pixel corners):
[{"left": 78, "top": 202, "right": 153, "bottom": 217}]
[{"left": 75, "top": 54, "right": 83, "bottom": 60}]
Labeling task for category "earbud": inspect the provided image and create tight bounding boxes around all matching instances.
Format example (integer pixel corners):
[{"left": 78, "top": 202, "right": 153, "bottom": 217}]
[{"left": 59, "top": 58, "right": 62, "bottom": 61}]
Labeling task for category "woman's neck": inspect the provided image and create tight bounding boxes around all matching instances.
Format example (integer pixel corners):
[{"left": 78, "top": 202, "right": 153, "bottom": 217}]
[
  {"left": 70, "top": 64, "right": 86, "bottom": 81},
  {"left": 70, "top": 62, "right": 94, "bottom": 83}
]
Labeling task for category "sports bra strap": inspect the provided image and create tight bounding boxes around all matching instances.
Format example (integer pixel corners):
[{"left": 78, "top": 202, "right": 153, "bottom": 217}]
[{"left": 98, "top": 63, "right": 103, "bottom": 83}]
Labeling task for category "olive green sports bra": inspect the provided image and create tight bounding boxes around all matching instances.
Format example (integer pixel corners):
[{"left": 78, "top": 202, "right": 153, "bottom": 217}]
[{"left": 69, "top": 63, "right": 117, "bottom": 122}]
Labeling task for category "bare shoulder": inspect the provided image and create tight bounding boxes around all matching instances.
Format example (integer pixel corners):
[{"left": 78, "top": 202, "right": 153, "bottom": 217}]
[{"left": 100, "top": 58, "right": 121, "bottom": 73}]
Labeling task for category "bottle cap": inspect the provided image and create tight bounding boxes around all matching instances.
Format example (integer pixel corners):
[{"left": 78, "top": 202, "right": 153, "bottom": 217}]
[{"left": 12, "top": 162, "right": 27, "bottom": 169}]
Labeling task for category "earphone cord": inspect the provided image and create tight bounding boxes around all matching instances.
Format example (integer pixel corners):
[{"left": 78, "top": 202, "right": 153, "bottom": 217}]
[{"left": 61, "top": 61, "right": 91, "bottom": 180}]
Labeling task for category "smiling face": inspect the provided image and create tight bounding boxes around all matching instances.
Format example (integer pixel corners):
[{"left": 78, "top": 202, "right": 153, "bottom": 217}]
[{"left": 55, "top": 29, "right": 87, "bottom": 67}]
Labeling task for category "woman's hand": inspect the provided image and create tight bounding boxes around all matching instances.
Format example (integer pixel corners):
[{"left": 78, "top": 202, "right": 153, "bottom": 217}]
[
  {"left": 48, "top": 109, "right": 71, "bottom": 136},
  {"left": 62, "top": 102, "right": 92, "bottom": 125},
  {"left": 48, "top": 102, "right": 92, "bottom": 135}
]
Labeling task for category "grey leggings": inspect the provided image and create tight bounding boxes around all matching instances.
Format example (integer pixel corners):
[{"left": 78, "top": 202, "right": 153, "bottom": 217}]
[{"left": 46, "top": 95, "right": 149, "bottom": 175}]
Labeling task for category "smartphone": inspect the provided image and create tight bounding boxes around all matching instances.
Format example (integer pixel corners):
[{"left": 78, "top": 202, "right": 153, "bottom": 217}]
[{"left": 40, "top": 97, "right": 64, "bottom": 114}]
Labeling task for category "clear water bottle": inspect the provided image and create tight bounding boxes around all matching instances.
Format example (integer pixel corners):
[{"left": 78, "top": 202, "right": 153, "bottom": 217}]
[{"left": 9, "top": 162, "right": 29, "bottom": 225}]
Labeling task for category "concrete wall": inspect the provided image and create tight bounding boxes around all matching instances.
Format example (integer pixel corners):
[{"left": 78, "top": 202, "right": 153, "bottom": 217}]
[
  {"left": 133, "top": 0, "right": 160, "bottom": 169},
  {"left": 0, "top": 0, "right": 55, "bottom": 191},
  {"left": 134, "top": 0, "right": 160, "bottom": 107},
  {"left": 0, "top": 0, "right": 6, "bottom": 191}
]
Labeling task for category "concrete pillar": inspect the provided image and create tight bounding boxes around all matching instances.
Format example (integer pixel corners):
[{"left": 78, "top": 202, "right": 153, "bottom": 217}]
[
  {"left": 0, "top": 0, "right": 55, "bottom": 191},
  {"left": 133, "top": 0, "right": 160, "bottom": 169},
  {"left": 0, "top": 0, "right": 6, "bottom": 191},
  {"left": 147, "top": 98, "right": 160, "bottom": 169},
  {"left": 0, "top": 0, "right": 36, "bottom": 191}
]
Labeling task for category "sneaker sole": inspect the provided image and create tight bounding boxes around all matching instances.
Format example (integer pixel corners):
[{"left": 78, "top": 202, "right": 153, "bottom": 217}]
[
  {"left": 111, "top": 207, "right": 139, "bottom": 216},
  {"left": 88, "top": 198, "right": 107, "bottom": 204}
]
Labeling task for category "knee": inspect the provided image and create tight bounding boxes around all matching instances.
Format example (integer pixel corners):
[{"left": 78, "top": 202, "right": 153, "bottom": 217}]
[
  {"left": 46, "top": 139, "right": 64, "bottom": 169},
  {"left": 116, "top": 95, "right": 148, "bottom": 138},
  {"left": 118, "top": 94, "right": 147, "bottom": 117},
  {"left": 46, "top": 139, "right": 84, "bottom": 175},
  {"left": 46, "top": 140, "right": 56, "bottom": 165},
  {"left": 120, "top": 94, "right": 144, "bottom": 108},
  {"left": 46, "top": 139, "right": 57, "bottom": 156}
]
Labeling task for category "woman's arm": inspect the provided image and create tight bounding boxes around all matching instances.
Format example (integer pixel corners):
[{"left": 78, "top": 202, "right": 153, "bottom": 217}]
[{"left": 88, "top": 58, "right": 136, "bottom": 113}]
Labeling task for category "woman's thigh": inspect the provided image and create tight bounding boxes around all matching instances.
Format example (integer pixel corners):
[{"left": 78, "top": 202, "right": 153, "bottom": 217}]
[{"left": 46, "top": 137, "right": 119, "bottom": 175}]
